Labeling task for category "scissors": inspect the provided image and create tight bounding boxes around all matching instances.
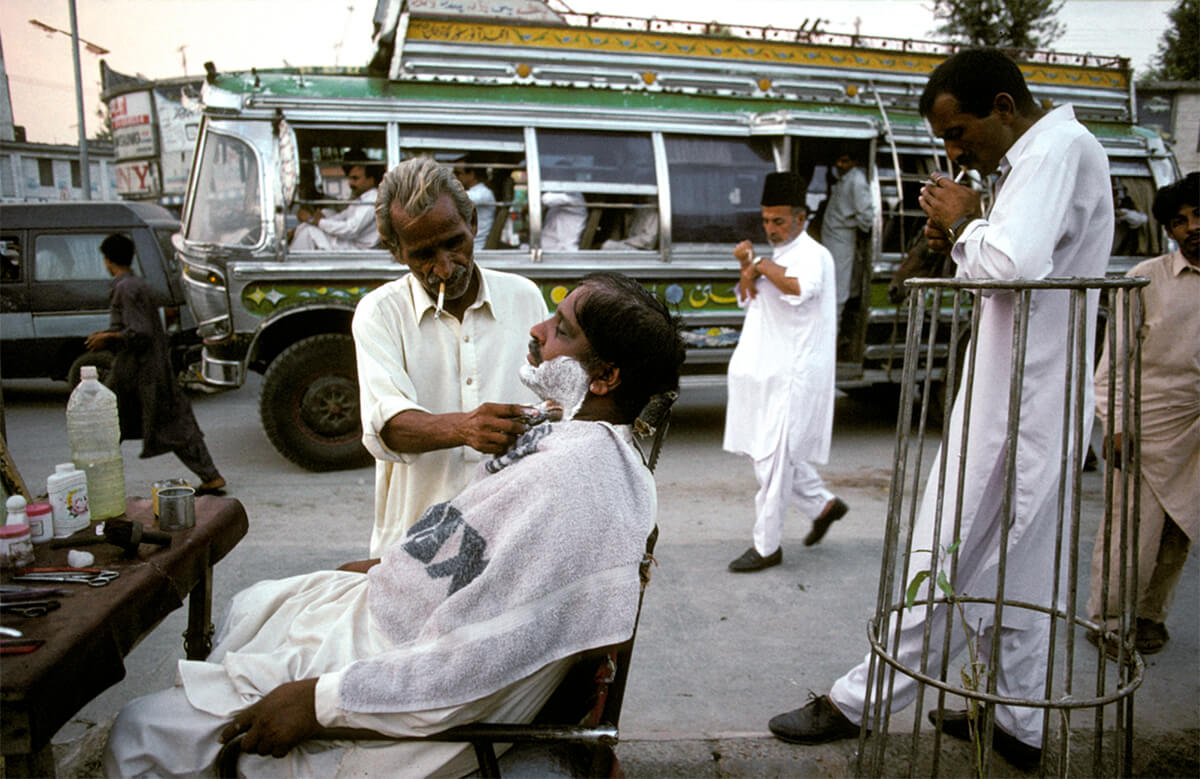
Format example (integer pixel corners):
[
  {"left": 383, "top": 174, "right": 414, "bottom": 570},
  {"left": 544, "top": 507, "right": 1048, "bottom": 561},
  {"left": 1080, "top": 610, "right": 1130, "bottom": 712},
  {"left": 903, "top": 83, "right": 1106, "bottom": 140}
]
[
  {"left": 0, "top": 599, "right": 61, "bottom": 617},
  {"left": 12, "top": 568, "right": 120, "bottom": 587}
]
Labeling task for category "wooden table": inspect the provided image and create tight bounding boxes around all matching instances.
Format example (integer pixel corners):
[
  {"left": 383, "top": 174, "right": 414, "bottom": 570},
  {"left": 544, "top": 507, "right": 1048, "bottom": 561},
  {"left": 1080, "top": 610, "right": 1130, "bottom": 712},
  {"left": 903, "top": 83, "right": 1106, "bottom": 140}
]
[{"left": 0, "top": 496, "right": 247, "bottom": 775}]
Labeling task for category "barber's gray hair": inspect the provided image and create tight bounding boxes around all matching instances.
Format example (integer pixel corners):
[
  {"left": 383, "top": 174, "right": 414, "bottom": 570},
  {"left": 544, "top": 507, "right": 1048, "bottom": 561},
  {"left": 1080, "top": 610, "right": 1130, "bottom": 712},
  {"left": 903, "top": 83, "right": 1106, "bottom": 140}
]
[{"left": 374, "top": 157, "right": 475, "bottom": 252}]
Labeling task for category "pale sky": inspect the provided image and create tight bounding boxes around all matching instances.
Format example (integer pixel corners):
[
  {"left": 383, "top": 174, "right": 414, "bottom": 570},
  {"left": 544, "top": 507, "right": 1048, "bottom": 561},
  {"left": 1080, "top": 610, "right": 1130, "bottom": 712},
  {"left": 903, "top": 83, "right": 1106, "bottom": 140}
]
[{"left": 1, "top": 0, "right": 1176, "bottom": 145}]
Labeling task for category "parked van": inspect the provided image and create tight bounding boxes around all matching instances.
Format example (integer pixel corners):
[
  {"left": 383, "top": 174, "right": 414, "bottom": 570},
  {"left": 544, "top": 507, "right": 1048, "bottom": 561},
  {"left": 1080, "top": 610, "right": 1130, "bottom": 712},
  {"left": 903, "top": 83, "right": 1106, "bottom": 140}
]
[
  {"left": 0, "top": 201, "right": 198, "bottom": 385},
  {"left": 171, "top": 4, "right": 1177, "bottom": 471}
]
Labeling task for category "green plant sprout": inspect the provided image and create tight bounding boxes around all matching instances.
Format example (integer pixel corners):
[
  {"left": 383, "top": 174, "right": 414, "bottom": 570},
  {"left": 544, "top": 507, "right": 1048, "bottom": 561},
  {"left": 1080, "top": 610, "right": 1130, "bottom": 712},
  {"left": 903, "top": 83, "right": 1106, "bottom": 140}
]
[{"left": 906, "top": 540, "right": 992, "bottom": 778}]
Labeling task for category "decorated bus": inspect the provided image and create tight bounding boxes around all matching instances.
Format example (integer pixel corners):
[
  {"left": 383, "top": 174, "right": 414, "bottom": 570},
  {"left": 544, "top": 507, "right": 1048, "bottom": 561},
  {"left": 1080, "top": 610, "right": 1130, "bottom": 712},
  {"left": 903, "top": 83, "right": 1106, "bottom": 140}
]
[{"left": 171, "top": 0, "right": 1177, "bottom": 470}]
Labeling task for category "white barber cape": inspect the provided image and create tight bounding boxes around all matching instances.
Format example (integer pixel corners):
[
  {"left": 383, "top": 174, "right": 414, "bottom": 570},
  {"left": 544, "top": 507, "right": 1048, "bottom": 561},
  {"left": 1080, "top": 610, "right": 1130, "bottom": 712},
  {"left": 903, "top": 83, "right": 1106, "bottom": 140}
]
[{"left": 724, "top": 230, "right": 837, "bottom": 464}]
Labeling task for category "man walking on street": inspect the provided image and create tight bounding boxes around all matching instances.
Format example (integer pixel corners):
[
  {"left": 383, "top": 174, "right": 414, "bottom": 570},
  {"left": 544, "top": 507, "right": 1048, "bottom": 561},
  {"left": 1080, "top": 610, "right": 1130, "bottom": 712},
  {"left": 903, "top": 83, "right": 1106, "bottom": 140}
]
[
  {"left": 724, "top": 172, "right": 848, "bottom": 573},
  {"left": 1088, "top": 171, "right": 1199, "bottom": 656},
  {"left": 86, "top": 234, "right": 226, "bottom": 495},
  {"left": 766, "top": 48, "right": 1114, "bottom": 771}
]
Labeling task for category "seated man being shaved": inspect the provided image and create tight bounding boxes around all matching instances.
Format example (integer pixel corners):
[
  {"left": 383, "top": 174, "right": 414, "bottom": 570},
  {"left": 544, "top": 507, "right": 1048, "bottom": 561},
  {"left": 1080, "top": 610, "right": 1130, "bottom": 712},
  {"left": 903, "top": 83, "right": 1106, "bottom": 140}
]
[{"left": 104, "top": 272, "right": 684, "bottom": 778}]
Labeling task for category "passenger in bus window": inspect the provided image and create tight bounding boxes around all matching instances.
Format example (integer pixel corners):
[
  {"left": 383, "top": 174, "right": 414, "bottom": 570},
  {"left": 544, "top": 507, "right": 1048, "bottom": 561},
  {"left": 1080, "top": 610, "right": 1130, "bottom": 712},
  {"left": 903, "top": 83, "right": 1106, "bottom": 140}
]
[
  {"left": 1112, "top": 185, "right": 1149, "bottom": 255},
  {"left": 453, "top": 158, "right": 497, "bottom": 250},
  {"left": 353, "top": 157, "right": 548, "bottom": 557},
  {"left": 541, "top": 190, "right": 587, "bottom": 250},
  {"left": 290, "top": 154, "right": 383, "bottom": 251},
  {"left": 724, "top": 171, "right": 848, "bottom": 574},
  {"left": 600, "top": 204, "right": 659, "bottom": 250},
  {"left": 819, "top": 147, "right": 875, "bottom": 320}
]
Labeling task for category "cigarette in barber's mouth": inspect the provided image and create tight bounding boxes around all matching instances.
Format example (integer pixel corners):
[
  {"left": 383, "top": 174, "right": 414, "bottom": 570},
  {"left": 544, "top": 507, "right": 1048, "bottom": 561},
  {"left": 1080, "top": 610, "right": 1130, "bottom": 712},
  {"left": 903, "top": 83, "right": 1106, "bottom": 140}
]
[{"left": 435, "top": 282, "right": 445, "bottom": 318}]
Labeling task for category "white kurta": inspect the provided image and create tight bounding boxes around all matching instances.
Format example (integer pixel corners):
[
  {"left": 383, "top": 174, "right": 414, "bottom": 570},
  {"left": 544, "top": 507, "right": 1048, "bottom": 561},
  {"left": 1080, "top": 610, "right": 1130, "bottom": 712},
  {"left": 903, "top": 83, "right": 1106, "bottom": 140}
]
[
  {"left": 820, "top": 166, "right": 874, "bottom": 307},
  {"left": 832, "top": 104, "right": 1113, "bottom": 745},
  {"left": 353, "top": 268, "right": 547, "bottom": 557},
  {"left": 724, "top": 230, "right": 837, "bottom": 465},
  {"left": 291, "top": 188, "right": 380, "bottom": 250}
]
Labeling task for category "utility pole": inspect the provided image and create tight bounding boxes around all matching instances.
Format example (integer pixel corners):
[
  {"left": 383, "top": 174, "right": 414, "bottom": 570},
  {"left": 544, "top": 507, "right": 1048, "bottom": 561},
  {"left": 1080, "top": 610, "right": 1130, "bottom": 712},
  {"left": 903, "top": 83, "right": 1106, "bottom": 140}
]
[{"left": 68, "top": 0, "right": 91, "bottom": 199}]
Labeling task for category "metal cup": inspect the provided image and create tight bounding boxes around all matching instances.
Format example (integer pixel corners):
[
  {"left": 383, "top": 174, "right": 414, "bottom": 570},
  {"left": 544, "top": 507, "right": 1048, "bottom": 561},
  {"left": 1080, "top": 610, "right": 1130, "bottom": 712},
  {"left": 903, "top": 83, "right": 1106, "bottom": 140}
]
[{"left": 157, "top": 486, "right": 196, "bottom": 530}]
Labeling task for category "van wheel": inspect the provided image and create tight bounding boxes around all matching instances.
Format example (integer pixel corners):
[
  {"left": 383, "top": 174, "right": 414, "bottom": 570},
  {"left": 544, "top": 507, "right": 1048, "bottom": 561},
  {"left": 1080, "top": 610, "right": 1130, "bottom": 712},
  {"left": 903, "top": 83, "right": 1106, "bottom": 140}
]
[
  {"left": 68, "top": 350, "right": 115, "bottom": 389},
  {"left": 260, "top": 334, "right": 372, "bottom": 472}
]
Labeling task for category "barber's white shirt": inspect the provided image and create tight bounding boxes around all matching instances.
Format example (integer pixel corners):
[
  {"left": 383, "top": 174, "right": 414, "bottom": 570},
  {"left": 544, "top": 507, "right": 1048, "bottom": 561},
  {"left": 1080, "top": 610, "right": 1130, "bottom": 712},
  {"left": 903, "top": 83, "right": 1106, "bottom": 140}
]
[{"left": 353, "top": 268, "right": 547, "bottom": 557}]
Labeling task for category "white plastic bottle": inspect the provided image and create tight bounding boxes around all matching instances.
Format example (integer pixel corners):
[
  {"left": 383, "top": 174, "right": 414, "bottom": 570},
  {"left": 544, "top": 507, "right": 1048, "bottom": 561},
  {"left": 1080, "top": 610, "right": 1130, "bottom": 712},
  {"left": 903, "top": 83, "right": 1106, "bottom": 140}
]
[
  {"left": 66, "top": 365, "right": 127, "bottom": 520},
  {"left": 47, "top": 462, "right": 91, "bottom": 536},
  {"left": 5, "top": 494, "right": 27, "bottom": 525}
]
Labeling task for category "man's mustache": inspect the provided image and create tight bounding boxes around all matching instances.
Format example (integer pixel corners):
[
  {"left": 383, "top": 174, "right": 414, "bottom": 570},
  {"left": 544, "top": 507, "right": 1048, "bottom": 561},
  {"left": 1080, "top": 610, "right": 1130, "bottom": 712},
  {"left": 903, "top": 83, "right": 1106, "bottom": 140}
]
[
  {"left": 425, "top": 266, "right": 469, "bottom": 289},
  {"left": 528, "top": 337, "right": 542, "bottom": 365}
]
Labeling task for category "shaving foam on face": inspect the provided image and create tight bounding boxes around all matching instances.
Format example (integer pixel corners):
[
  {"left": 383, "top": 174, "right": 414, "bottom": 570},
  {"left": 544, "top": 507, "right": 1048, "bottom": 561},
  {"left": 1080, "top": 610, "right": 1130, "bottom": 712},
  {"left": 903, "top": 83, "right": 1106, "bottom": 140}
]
[{"left": 519, "top": 356, "right": 590, "bottom": 422}]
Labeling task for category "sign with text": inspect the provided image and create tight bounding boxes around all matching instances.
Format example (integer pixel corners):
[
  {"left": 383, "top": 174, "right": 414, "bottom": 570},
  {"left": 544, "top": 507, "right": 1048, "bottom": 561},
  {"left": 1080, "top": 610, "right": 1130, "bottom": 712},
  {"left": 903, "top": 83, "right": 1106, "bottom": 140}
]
[
  {"left": 115, "top": 160, "right": 160, "bottom": 197},
  {"left": 108, "top": 91, "right": 156, "bottom": 159}
]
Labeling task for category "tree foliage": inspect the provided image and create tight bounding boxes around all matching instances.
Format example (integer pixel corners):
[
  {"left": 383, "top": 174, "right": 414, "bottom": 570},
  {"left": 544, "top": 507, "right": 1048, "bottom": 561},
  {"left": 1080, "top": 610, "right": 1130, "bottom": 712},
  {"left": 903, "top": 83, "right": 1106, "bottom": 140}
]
[
  {"left": 1147, "top": 0, "right": 1199, "bottom": 81},
  {"left": 931, "top": 0, "right": 1065, "bottom": 50}
]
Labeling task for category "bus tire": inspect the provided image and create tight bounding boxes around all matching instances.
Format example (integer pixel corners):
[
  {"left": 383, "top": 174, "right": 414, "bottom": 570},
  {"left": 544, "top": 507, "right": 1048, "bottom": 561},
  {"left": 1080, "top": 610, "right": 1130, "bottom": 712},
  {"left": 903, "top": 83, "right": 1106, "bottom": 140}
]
[
  {"left": 260, "top": 333, "right": 373, "bottom": 472},
  {"left": 68, "top": 350, "right": 115, "bottom": 389}
]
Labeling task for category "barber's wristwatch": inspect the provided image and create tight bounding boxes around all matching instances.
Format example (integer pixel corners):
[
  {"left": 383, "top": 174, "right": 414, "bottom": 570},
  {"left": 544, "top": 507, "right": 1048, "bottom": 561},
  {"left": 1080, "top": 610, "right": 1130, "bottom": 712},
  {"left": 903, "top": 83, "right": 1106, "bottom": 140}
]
[
  {"left": 752, "top": 256, "right": 765, "bottom": 271},
  {"left": 944, "top": 216, "right": 974, "bottom": 244}
]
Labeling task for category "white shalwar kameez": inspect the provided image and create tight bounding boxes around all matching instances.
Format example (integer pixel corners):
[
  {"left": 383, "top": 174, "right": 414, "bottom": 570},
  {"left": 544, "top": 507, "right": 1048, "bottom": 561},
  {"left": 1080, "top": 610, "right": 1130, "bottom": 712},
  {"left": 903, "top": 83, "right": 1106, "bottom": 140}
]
[
  {"left": 354, "top": 268, "right": 547, "bottom": 557},
  {"left": 724, "top": 230, "right": 837, "bottom": 556},
  {"left": 830, "top": 105, "right": 1114, "bottom": 747},
  {"left": 819, "top": 165, "right": 875, "bottom": 312},
  {"left": 290, "top": 188, "right": 380, "bottom": 250}
]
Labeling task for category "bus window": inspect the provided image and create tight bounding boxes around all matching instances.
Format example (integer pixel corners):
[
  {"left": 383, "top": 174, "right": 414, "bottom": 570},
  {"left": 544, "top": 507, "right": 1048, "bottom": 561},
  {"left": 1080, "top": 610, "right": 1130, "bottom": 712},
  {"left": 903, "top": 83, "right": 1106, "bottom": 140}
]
[
  {"left": 287, "top": 128, "right": 386, "bottom": 252},
  {"left": 536, "top": 130, "right": 656, "bottom": 251},
  {"left": 1111, "top": 174, "right": 1161, "bottom": 257},
  {"left": 399, "top": 126, "right": 527, "bottom": 250},
  {"left": 185, "top": 132, "right": 263, "bottom": 247},
  {"left": 665, "top": 135, "right": 774, "bottom": 247}
]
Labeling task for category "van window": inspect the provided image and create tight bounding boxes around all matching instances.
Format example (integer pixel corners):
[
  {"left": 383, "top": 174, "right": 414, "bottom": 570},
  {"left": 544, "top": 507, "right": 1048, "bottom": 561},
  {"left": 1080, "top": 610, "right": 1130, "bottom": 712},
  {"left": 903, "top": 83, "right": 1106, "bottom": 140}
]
[
  {"left": 185, "top": 132, "right": 263, "bottom": 247},
  {"left": 537, "top": 130, "right": 656, "bottom": 251},
  {"left": 1, "top": 235, "right": 20, "bottom": 282},
  {"left": 665, "top": 135, "right": 775, "bottom": 246},
  {"left": 35, "top": 233, "right": 136, "bottom": 281},
  {"left": 285, "top": 127, "right": 387, "bottom": 252},
  {"left": 1111, "top": 175, "right": 1161, "bottom": 257},
  {"left": 398, "top": 126, "right": 526, "bottom": 250}
]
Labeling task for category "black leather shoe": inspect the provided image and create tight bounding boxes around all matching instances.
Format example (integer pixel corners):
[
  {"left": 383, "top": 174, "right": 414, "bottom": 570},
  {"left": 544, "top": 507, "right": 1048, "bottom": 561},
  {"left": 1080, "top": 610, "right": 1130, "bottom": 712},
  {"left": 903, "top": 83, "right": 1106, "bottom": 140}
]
[
  {"left": 728, "top": 546, "right": 782, "bottom": 572},
  {"left": 928, "top": 709, "right": 1042, "bottom": 771},
  {"left": 769, "top": 694, "right": 862, "bottom": 744},
  {"left": 804, "top": 497, "right": 849, "bottom": 546},
  {"left": 1136, "top": 618, "right": 1168, "bottom": 654}
]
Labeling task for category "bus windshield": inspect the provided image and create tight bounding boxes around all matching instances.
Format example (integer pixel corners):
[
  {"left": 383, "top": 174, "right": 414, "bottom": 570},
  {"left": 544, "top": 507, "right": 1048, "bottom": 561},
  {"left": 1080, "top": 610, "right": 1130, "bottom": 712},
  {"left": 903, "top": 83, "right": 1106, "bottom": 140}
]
[{"left": 185, "top": 130, "right": 263, "bottom": 247}]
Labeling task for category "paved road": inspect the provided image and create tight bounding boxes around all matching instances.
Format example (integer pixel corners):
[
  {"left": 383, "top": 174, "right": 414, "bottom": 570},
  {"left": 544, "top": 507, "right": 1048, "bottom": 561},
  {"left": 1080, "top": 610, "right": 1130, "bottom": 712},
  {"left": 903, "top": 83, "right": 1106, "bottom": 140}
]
[{"left": 1, "top": 376, "right": 1196, "bottom": 776}]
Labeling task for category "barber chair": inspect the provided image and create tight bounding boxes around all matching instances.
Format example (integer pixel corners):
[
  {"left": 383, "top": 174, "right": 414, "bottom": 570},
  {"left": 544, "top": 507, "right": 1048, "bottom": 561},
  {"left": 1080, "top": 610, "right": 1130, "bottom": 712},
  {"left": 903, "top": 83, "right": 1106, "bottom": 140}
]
[{"left": 216, "top": 394, "right": 676, "bottom": 778}]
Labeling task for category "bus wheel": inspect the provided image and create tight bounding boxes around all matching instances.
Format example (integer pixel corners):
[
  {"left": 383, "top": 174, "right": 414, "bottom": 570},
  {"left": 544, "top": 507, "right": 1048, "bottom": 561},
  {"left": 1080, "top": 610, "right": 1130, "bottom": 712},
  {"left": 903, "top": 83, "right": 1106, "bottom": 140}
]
[
  {"left": 260, "top": 333, "right": 373, "bottom": 472},
  {"left": 68, "top": 350, "right": 115, "bottom": 389}
]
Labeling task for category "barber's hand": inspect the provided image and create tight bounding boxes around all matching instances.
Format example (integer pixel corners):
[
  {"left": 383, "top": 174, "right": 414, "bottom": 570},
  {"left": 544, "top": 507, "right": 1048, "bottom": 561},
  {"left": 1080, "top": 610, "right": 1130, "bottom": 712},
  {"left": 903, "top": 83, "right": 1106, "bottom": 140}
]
[
  {"left": 457, "top": 403, "right": 532, "bottom": 454},
  {"left": 919, "top": 173, "right": 980, "bottom": 243},
  {"left": 219, "top": 679, "right": 319, "bottom": 758},
  {"left": 733, "top": 240, "right": 754, "bottom": 269}
]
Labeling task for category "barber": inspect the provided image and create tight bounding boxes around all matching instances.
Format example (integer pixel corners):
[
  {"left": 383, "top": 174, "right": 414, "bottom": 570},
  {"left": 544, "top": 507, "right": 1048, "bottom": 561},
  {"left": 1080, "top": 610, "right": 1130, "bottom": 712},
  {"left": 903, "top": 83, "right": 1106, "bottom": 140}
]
[{"left": 352, "top": 157, "right": 548, "bottom": 557}]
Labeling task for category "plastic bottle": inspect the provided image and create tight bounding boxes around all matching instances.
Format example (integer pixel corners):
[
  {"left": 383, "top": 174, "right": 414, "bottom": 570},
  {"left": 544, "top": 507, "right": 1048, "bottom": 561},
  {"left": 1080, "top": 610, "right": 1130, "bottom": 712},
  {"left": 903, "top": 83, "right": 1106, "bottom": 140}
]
[
  {"left": 26, "top": 502, "right": 53, "bottom": 543},
  {"left": 5, "top": 494, "right": 27, "bottom": 525},
  {"left": 47, "top": 462, "right": 91, "bottom": 536},
  {"left": 66, "top": 365, "right": 127, "bottom": 520}
]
